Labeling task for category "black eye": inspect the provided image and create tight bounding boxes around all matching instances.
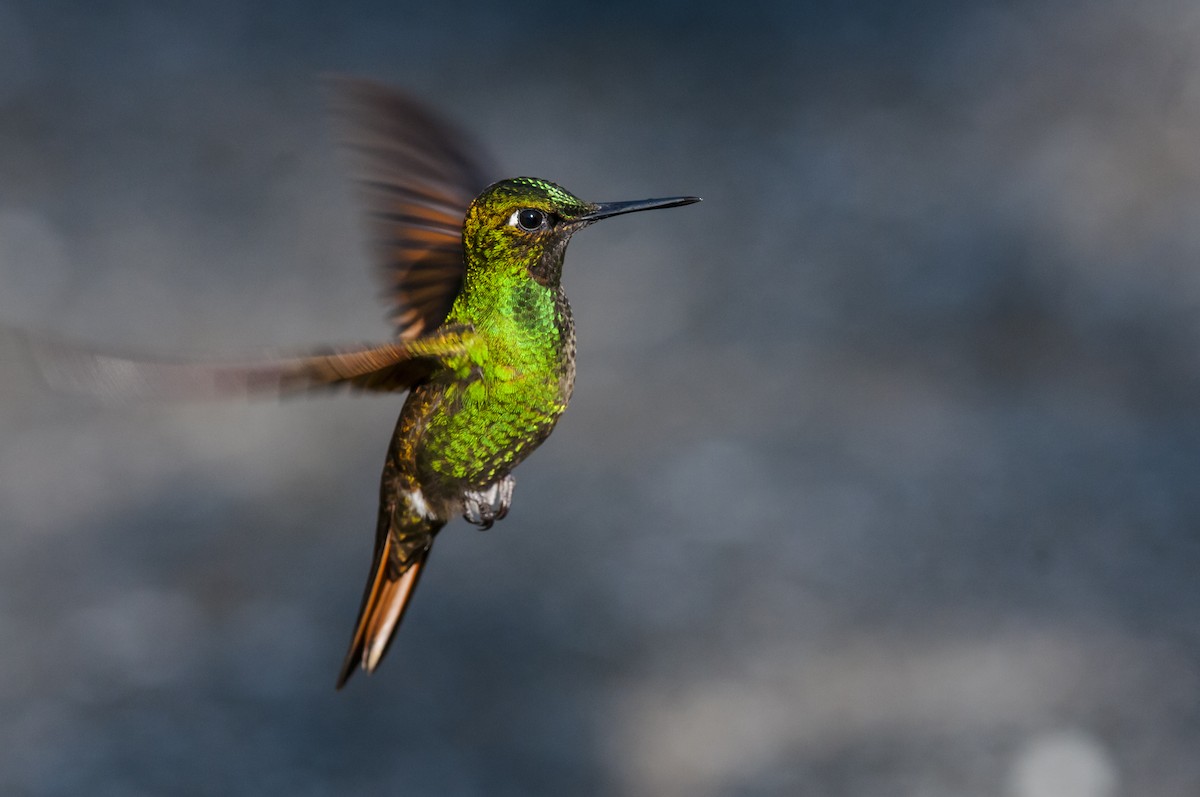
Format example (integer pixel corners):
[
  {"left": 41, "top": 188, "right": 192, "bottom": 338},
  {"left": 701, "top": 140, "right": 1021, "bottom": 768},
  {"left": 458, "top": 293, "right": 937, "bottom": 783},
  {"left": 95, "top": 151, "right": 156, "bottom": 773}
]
[{"left": 517, "top": 208, "right": 546, "bottom": 231}]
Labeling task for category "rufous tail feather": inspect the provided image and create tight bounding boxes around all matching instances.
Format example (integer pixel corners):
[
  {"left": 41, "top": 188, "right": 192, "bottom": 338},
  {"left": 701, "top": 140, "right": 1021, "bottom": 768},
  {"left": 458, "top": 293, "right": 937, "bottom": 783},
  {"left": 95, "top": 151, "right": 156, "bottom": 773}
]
[{"left": 335, "top": 519, "right": 440, "bottom": 688}]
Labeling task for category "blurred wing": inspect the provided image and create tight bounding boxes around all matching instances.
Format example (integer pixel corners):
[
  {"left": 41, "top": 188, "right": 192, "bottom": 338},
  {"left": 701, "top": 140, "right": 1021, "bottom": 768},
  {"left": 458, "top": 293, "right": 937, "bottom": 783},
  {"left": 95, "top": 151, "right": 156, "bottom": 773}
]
[
  {"left": 329, "top": 78, "right": 499, "bottom": 340},
  {"left": 14, "top": 330, "right": 462, "bottom": 403}
]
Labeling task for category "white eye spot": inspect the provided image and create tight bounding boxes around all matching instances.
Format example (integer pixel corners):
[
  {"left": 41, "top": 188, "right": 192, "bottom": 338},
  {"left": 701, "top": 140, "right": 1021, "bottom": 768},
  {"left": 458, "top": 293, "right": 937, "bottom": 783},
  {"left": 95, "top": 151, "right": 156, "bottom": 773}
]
[{"left": 508, "top": 208, "right": 547, "bottom": 232}]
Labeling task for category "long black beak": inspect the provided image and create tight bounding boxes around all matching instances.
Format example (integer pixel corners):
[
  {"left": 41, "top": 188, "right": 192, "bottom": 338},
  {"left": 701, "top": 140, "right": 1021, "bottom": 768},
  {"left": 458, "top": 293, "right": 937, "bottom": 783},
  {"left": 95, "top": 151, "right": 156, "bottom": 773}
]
[{"left": 577, "top": 195, "right": 701, "bottom": 223}]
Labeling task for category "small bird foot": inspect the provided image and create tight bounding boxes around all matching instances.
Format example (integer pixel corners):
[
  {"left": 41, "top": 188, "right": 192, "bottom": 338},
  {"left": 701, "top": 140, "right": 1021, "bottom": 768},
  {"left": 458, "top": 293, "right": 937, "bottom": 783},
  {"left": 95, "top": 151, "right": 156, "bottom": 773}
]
[{"left": 462, "top": 475, "right": 515, "bottom": 530}]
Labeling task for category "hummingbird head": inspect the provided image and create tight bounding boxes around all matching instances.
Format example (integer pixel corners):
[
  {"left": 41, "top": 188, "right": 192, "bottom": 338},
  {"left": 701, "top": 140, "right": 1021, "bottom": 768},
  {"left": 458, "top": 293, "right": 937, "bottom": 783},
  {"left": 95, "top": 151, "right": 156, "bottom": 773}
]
[{"left": 463, "top": 177, "right": 700, "bottom": 287}]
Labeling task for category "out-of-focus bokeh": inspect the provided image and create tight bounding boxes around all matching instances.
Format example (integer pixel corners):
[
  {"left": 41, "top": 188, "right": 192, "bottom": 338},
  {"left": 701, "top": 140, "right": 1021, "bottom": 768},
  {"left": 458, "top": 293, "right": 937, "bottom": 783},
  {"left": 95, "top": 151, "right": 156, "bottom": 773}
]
[{"left": 1, "top": 1, "right": 1198, "bottom": 795}]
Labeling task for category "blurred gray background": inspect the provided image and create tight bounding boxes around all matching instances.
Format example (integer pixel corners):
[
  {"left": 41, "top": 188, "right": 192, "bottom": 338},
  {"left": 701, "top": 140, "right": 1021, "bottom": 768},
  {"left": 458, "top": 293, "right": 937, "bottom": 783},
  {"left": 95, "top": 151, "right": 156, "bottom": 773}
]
[{"left": 1, "top": 1, "right": 1198, "bottom": 795}]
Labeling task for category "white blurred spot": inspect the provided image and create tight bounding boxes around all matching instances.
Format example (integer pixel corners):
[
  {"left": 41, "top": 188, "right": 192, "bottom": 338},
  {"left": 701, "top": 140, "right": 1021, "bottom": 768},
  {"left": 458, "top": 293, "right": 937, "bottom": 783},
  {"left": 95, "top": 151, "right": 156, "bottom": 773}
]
[
  {"left": 1008, "top": 730, "right": 1119, "bottom": 797},
  {"left": 608, "top": 632, "right": 1113, "bottom": 797}
]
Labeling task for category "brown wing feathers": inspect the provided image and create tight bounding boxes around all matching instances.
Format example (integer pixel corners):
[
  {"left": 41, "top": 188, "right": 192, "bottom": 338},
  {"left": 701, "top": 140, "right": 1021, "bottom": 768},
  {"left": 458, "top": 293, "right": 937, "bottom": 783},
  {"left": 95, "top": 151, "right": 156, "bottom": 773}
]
[
  {"left": 18, "top": 333, "right": 434, "bottom": 402},
  {"left": 329, "top": 78, "right": 497, "bottom": 340},
  {"left": 13, "top": 81, "right": 496, "bottom": 403}
]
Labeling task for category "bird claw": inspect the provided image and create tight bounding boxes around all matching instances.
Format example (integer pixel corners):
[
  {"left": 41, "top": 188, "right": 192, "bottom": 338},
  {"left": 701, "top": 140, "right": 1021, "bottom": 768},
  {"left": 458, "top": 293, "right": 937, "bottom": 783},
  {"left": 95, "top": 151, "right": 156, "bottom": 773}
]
[{"left": 462, "top": 475, "right": 515, "bottom": 530}]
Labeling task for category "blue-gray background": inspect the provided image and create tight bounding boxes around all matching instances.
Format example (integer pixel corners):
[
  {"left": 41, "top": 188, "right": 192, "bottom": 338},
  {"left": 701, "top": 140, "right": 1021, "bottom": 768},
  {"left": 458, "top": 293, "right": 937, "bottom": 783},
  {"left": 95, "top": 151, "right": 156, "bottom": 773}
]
[{"left": 1, "top": 2, "right": 1198, "bottom": 795}]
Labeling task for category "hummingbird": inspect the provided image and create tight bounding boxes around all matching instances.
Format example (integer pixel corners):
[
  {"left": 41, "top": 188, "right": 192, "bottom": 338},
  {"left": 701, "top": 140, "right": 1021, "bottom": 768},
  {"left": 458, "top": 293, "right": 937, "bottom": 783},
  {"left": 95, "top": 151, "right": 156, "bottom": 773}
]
[{"left": 20, "top": 79, "right": 700, "bottom": 688}]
